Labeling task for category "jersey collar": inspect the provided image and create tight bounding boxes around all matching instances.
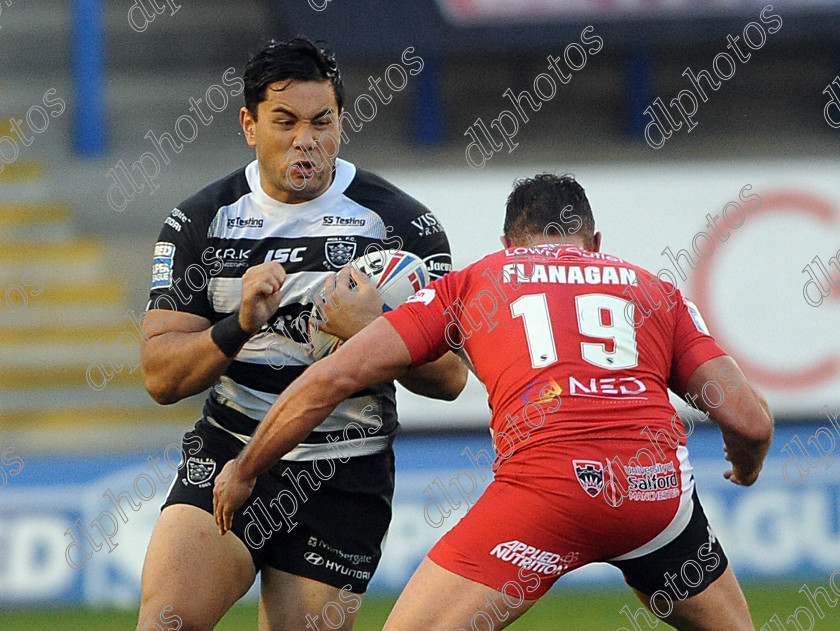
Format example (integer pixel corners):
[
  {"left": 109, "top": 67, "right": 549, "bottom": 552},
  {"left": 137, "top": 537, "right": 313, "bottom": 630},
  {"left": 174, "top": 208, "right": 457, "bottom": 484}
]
[{"left": 246, "top": 158, "right": 357, "bottom": 212}]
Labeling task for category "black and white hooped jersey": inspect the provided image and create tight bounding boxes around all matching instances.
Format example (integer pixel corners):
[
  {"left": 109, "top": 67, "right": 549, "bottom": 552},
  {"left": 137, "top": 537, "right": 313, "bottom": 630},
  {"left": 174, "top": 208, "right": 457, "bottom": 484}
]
[{"left": 148, "top": 158, "right": 452, "bottom": 461}]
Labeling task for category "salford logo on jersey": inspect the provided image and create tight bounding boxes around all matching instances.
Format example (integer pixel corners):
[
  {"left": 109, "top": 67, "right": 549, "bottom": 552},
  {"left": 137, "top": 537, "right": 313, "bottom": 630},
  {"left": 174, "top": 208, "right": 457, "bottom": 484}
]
[
  {"left": 573, "top": 460, "right": 605, "bottom": 497},
  {"left": 624, "top": 462, "right": 680, "bottom": 501},
  {"left": 185, "top": 457, "right": 216, "bottom": 487},
  {"left": 324, "top": 238, "right": 357, "bottom": 268},
  {"left": 489, "top": 540, "right": 578, "bottom": 576}
]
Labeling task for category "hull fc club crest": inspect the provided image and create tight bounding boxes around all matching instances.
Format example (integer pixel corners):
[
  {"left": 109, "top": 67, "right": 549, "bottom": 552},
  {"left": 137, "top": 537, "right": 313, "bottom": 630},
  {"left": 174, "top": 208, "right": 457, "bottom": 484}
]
[
  {"left": 186, "top": 457, "right": 216, "bottom": 487},
  {"left": 573, "top": 459, "right": 605, "bottom": 498},
  {"left": 324, "top": 238, "right": 357, "bottom": 268}
]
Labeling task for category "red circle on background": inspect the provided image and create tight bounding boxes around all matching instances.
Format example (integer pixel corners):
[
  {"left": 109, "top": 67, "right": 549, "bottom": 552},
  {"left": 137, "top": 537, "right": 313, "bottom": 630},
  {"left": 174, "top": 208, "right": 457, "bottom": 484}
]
[{"left": 691, "top": 191, "right": 839, "bottom": 390}]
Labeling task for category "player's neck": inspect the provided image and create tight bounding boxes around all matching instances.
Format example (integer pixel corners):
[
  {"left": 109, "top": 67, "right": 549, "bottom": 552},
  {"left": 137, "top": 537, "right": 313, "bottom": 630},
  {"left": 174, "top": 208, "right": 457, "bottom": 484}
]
[{"left": 515, "top": 236, "right": 591, "bottom": 250}]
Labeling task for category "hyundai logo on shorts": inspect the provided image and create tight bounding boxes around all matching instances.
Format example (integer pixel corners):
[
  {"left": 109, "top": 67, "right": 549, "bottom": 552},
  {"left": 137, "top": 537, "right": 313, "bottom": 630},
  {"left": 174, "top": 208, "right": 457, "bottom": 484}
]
[{"left": 304, "top": 552, "right": 325, "bottom": 566}]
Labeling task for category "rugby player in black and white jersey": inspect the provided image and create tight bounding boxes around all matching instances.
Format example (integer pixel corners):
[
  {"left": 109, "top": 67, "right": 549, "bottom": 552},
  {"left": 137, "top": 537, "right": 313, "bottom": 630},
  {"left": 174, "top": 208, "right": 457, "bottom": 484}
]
[{"left": 135, "top": 38, "right": 467, "bottom": 631}]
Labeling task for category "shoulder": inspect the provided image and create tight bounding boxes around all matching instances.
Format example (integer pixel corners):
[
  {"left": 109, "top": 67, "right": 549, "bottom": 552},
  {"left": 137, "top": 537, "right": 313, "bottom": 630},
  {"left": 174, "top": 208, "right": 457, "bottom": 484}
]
[
  {"left": 621, "top": 257, "right": 678, "bottom": 294},
  {"left": 154, "top": 165, "right": 251, "bottom": 247},
  {"left": 576, "top": 250, "right": 664, "bottom": 288},
  {"left": 176, "top": 166, "right": 251, "bottom": 220},
  {"left": 445, "top": 250, "right": 503, "bottom": 284},
  {"left": 341, "top": 163, "right": 451, "bottom": 276},
  {"left": 343, "top": 167, "right": 432, "bottom": 220}
]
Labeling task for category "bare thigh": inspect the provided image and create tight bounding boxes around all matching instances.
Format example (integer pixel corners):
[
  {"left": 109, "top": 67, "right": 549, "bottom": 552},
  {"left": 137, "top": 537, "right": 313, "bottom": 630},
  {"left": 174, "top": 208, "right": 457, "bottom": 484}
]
[
  {"left": 258, "top": 566, "right": 364, "bottom": 631},
  {"left": 633, "top": 565, "right": 755, "bottom": 631},
  {"left": 136, "top": 504, "right": 256, "bottom": 631},
  {"left": 383, "top": 557, "right": 538, "bottom": 631}
]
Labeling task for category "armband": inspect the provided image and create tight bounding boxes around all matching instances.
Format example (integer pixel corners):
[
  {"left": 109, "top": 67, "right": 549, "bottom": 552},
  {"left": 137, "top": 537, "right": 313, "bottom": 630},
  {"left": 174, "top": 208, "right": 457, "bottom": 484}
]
[{"left": 211, "top": 311, "right": 252, "bottom": 358}]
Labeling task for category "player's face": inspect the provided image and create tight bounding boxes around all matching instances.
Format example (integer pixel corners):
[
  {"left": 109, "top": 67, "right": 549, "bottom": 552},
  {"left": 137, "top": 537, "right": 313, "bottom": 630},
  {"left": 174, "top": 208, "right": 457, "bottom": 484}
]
[{"left": 240, "top": 80, "right": 342, "bottom": 204}]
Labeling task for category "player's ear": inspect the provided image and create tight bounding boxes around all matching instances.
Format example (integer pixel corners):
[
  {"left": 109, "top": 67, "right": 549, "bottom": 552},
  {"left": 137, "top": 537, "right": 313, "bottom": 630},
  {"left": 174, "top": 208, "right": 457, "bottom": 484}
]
[
  {"left": 240, "top": 107, "right": 257, "bottom": 147},
  {"left": 500, "top": 235, "right": 514, "bottom": 249},
  {"left": 591, "top": 231, "right": 602, "bottom": 252}
]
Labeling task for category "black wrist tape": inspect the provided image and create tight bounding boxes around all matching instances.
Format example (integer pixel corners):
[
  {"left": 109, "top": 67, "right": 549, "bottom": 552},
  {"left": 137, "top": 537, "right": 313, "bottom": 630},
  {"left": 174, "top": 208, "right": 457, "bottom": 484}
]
[{"left": 211, "top": 311, "right": 251, "bottom": 358}]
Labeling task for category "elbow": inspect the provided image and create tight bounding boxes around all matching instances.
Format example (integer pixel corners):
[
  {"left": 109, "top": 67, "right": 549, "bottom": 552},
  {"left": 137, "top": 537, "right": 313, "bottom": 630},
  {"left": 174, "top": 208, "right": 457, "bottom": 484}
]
[
  {"left": 144, "top": 375, "right": 180, "bottom": 405},
  {"left": 450, "top": 363, "right": 470, "bottom": 400},
  {"left": 755, "top": 416, "right": 775, "bottom": 448},
  {"left": 744, "top": 424, "right": 773, "bottom": 450},
  {"left": 439, "top": 371, "right": 468, "bottom": 401},
  {"left": 750, "top": 394, "right": 775, "bottom": 446},
  {"left": 438, "top": 389, "right": 461, "bottom": 402},
  {"left": 717, "top": 388, "right": 774, "bottom": 447},
  {"left": 435, "top": 359, "right": 468, "bottom": 401},
  {"left": 739, "top": 412, "right": 774, "bottom": 449},
  {"left": 141, "top": 353, "right": 182, "bottom": 405}
]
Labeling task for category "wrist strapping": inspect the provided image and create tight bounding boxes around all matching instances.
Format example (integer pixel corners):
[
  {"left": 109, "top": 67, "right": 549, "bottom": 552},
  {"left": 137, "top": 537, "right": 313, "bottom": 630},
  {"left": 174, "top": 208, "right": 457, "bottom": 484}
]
[{"left": 211, "top": 311, "right": 251, "bottom": 358}]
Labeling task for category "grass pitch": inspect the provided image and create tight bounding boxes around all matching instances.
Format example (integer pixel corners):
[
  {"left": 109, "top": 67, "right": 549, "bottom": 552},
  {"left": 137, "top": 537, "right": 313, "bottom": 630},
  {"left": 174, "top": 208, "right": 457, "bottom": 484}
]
[{"left": 0, "top": 582, "right": 833, "bottom": 629}]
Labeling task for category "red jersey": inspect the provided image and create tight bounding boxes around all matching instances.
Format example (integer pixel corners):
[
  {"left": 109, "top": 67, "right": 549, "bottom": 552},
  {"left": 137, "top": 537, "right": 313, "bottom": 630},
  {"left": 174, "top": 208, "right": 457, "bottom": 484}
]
[{"left": 384, "top": 243, "right": 725, "bottom": 459}]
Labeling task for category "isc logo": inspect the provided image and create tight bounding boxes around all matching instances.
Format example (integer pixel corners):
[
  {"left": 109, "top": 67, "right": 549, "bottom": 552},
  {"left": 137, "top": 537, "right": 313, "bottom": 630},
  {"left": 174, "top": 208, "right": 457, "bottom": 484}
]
[{"left": 264, "top": 247, "right": 306, "bottom": 264}]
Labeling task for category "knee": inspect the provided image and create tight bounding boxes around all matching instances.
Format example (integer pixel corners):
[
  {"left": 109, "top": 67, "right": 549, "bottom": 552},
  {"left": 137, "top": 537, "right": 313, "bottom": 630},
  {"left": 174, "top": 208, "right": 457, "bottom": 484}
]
[{"left": 137, "top": 601, "right": 214, "bottom": 631}]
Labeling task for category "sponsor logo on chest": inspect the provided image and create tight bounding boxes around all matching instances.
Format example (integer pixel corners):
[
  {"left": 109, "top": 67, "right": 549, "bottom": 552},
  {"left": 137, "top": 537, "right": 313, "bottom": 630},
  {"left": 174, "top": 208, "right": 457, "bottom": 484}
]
[
  {"left": 264, "top": 247, "right": 306, "bottom": 264},
  {"left": 411, "top": 212, "right": 443, "bottom": 236},
  {"left": 227, "top": 217, "right": 264, "bottom": 229},
  {"left": 322, "top": 215, "right": 366, "bottom": 227}
]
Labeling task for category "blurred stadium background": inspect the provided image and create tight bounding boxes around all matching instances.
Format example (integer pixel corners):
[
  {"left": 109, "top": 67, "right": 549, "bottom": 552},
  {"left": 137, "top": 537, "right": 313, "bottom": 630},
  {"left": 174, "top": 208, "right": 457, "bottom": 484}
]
[{"left": 1, "top": 1, "right": 839, "bottom": 628}]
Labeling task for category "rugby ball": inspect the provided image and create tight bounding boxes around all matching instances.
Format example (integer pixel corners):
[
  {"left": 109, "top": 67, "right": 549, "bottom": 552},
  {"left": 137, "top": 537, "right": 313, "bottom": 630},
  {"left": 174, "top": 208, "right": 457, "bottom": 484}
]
[
  {"left": 355, "top": 249, "right": 431, "bottom": 312},
  {"left": 308, "top": 249, "right": 431, "bottom": 359}
]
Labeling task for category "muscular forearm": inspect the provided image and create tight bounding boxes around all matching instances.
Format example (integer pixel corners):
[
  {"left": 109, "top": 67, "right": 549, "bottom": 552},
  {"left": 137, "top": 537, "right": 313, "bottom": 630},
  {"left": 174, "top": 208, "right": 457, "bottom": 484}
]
[
  {"left": 717, "top": 385, "right": 774, "bottom": 484},
  {"left": 234, "top": 317, "right": 414, "bottom": 480},
  {"left": 235, "top": 362, "right": 357, "bottom": 479},
  {"left": 687, "top": 357, "right": 774, "bottom": 486},
  {"left": 142, "top": 329, "right": 236, "bottom": 404},
  {"left": 212, "top": 317, "right": 431, "bottom": 535},
  {"left": 397, "top": 351, "right": 467, "bottom": 401},
  {"left": 721, "top": 424, "right": 771, "bottom": 480}
]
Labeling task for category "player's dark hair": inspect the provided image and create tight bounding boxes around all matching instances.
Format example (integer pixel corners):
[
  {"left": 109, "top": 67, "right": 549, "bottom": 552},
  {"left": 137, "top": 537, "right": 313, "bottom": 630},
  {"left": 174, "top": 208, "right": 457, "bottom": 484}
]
[
  {"left": 243, "top": 36, "right": 345, "bottom": 119},
  {"left": 503, "top": 173, "right": 595, "bottom": 246}
]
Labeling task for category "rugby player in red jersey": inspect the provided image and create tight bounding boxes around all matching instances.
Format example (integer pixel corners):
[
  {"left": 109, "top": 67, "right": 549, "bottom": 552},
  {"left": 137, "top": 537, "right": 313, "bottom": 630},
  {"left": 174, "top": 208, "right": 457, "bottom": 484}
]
[{"left": 214, "top": 174, "right": 773, "bottom": 630}]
